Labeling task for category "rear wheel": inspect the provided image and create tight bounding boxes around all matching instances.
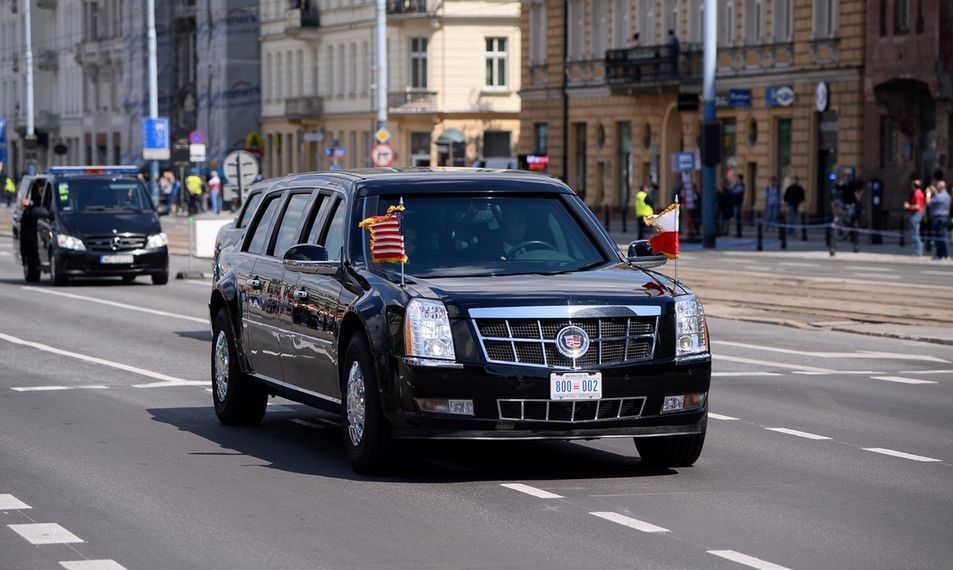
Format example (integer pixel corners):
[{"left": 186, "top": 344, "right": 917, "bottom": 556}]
[
  {"left": 151, "top": 270, "right": 169, "bottom": 285},
  {"left": 49, "top": 251, "right": 68, "bottom": 287},
  {"left": 211, "top": 310, "right": 267, "bottom": 425},
  {"left": 23, "top": 263, "right": 40, "bottom": 283},
  {"left": 342, "top": 334, "right": 392, "bottom": 474},
  {"left": 634, "top": 413, "right": 707, "bottom": 467}
]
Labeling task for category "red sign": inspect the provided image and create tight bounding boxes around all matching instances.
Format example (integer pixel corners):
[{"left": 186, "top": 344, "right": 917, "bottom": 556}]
[
  {"left": 372, "top": 143, "right": 395, "bottom": 168},
  {"left": 526, "top": 154, "right": 549, "bottom": 171}
]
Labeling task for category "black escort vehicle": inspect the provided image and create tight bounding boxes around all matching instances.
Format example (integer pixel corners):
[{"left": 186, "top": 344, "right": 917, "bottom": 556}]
[
  {"left": 12, "top": 166, "right": 170, "bottom": 285},
  {"left": 209, "top": 168, "right": 710, "bottom": 473}
]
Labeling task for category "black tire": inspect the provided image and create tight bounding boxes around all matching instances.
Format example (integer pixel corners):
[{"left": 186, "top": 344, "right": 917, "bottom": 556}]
[
  {"left": 635, "top": 413, "right": 707, "bottom": 467},
  {"left": 23, "top": 263, "right": 40, "bottom": 283},
  {"left": 211, "top": 310, "right": 267, "bottom": 426},
  {"left": 49, "top": 251, "right": 68, "bottom": 287},
  {"left": 151, "top": 270, "right": 169, "bottom": 285},
  {"left": 121, "top": 275, "right": 137, "bottom": 284},
  {"left": 342, "top": 334, "right": 392, "bottom": 474}
]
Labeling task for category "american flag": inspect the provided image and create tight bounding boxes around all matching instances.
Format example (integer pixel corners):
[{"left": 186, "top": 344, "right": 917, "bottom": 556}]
[{"left": 358, "top": 203, "right": 407, "bottom": 263}]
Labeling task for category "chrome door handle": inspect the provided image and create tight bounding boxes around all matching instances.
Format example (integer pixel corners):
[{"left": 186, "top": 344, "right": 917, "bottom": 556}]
[
  {"left": 293, "top": 289, "right": 308, "bottom": 299},
  {"left": 247, "top": 278, "right": 262, "bottom": 289}
]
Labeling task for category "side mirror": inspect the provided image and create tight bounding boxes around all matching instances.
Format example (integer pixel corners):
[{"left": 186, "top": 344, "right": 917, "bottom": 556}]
[
  {"left": 156, "top": 204, "right": 170, "bottom": 217},
  {"left": 32, "top": 206, "right": 51, "bottom": 220},
  {"left": 626, "top": 240, "right": 667, "bottom": 269},
  {"left": 283, "top": 243, "right": 340, "bottom": 275}
]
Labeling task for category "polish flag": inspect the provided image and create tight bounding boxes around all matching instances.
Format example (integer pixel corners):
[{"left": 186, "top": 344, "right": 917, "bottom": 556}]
[{"left": 643, "top": 203, "right": 679, "bottom": 259}]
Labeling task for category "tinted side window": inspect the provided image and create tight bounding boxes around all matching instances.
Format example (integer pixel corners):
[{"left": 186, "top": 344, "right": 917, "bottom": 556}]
[
  {"left": 322, "top": 200, "right": 346, "bottom": 260},
  {"left": 245, "top": 196, "right": 282, "bottom": 255},
  {"left": 271, "top": 193, "right": 311, "bottom": 257},
  {"left": 237, "top": 192, "right": 263, "bottom": 228},
  {"left": 306, "top": 196, "right": 335, "bottom": 244}
]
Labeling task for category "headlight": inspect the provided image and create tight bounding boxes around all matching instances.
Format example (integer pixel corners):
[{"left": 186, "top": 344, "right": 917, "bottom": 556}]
[
  {"left": 675, "top": 295, "right": 708, "bottom": 356},
  {"left": 404, "top": 299, "right": 456, "bottom": 361},
  {"left": 56, "top": 234, "right": 86, "bottom": 251},
  {"left": 146, "top": 232, "right": 168, "bottom": 248}
]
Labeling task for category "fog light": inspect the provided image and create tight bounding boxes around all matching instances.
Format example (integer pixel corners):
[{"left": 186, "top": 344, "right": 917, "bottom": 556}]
[
  {"left": 662, "top": 392, "right": 707, "bottom": 413},
  {"left": 414, "top": 398, "right": 474, "bottom": 416}
]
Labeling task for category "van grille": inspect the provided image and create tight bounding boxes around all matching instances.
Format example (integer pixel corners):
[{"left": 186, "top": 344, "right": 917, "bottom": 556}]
[{"left": 84, "top": 234, "right": 147, "bottom": 252}]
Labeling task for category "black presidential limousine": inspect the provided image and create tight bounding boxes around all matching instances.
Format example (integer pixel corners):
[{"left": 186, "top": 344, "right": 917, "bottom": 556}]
[{"left": 209, "top": 168, "right": 711, "bottom": 473}]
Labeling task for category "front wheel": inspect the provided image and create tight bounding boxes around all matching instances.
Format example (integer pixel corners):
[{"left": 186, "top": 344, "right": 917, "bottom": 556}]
[
  {"left": 151, "top": 270, "right": 169, "bottom": 285},
  {"left": 634, "top": 414, "right": 707, "bottom": 467},
  {"left": 49, "top": 251, "right": 68, "bottom": 286},
  {"left": 342, "top": 334, "right": 392, "bottom": 474},
  {"left": 211, "top": 310, "right": 267, "bottom": 425}
]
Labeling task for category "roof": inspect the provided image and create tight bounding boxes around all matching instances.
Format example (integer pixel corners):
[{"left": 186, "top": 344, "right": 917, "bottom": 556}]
[{"left": 281, "top": 167, "right": 573, "bottom": 195}]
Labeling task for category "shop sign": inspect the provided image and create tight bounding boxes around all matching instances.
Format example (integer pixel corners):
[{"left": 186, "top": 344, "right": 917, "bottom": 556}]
[
  {"left": 766, "top": 86, "right": 795, "bottom": 107},
  {"left": 727, "top": 89, "right": 752, "bottom": 108}
]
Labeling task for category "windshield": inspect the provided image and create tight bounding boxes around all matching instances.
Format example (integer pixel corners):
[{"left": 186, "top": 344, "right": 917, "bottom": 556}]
[
  {"left": 371, "top": 194, "right": 607, "bottom": 278},
  {"left": 54, "top": 179, "right": 154, "bottom": 213}
]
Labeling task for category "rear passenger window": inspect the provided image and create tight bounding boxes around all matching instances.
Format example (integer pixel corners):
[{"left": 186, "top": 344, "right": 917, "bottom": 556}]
[
  {"left": 306, "top": 196, "right": 334, "bottom": 244},
  {"left": 245, "top": 196, "right": 282, "bottom": 255},
  {"left": 271, "top": 193, "right": 311, "bottom": 257},
  {"left": 236, "top": 192, "right": 263, "bottom": 228},
  {"left": 322, "top": 201, "right": 346, "bottom": 260}
]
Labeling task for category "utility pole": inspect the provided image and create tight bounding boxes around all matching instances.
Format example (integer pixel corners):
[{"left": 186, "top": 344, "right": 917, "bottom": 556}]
[
  {"left": 375, "top": 0, "right": 387, "bottom": 132},
  {"left": 701, "top": 0, "right": 718, "bottom": 248},
  {"left": 23, "top": 0, "right": 36, "bottom": 175},
  {"left": 147, "top": 0, "right": 160, "bottom": 203}
]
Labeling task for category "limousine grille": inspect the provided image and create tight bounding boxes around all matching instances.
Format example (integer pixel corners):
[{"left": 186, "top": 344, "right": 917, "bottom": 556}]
[
  {"left": 474, "top": 316, "right": 657, "bottom": 369},
  {"left": 497, "top": 397, "right": 646, "bottom": 422},
  {"left": 84, "top": 234, "right": 147, "bottom": 252}
]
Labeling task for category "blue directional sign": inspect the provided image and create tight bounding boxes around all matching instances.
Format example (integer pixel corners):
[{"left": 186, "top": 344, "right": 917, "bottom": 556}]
[
  {"left": 728, "top": 89, "right": 752, "bottom": 108},
  {"left": 143, "top": 117, "right": 170, "bottom": 160},
  {"left": 0, "top": 117, "right": 7, "bottom": 164}
]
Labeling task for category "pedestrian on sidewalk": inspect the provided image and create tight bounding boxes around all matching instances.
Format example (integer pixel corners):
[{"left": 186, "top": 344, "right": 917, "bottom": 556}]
[
  {"left": 185, "top": 171, "right": 204, "bottom": 216},
  {"left": 784, "top": 176, "right": 805, "bottom": 235},
  {"left": 1, "top": 162, "right": 14, "bottom": 207},
  {"left": 634, "top": 184, "right": 654, "bottom": 239},
  {"left": 165, "top": 171, "right": 181, "bottom": 215},
  {"left": 926, "top": 180, "right": 950, "bottom": 260},
  {"left": 208, "top": 170, "right": 222, "bottom": 215},
  {"left": 903, "top": 179, "right": 926, "bottom": 256},
  {"left": 764, "top": 175, "right": 780, "bottom": 226},
  {"left": 731, "top": 174, "right": 745, "bottom": 237}
]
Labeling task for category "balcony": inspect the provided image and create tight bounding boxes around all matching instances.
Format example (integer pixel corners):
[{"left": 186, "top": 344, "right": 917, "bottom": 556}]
[
  {"left": 388, "top": 89, "right": 437, "bottom": 113},
  {"left": 37, "top": 0, "right": 58, "bottom": 9},
  {"left": 36, "top": 49, "right": 58, "bottom": 71},
  {"left": 605, "top": 45, "right": 702, "bottom": 93},
  {"left": 285, "top": 96, "right": 324, "bottom": 120},
  {"left": 286, "top": 7, "right": 320, "bottom": 29},
  {"left": 387, "top": 0, "right": 428, "bottom": 15}
]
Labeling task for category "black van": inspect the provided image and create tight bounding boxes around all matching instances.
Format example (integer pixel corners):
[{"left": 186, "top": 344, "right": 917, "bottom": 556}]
[{"left": 12, "top": 166, "right": 170, "bottom": 286}]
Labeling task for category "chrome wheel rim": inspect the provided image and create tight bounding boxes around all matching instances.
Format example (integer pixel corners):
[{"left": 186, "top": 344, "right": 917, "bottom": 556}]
[
  {"left": 346, "top": 361, "right": 366, "bottom": 447},
  {"left": 214, "top": 330, "right": 229, "bottom": 402}
]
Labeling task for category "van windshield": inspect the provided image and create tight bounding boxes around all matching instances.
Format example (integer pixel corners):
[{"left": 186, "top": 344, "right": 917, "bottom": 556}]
[
  {"left": 55, "top": 179, "right": 154, "bottom": 213},
  {"left": 371, "top": 194, "right": 607, "bottom": 277}
]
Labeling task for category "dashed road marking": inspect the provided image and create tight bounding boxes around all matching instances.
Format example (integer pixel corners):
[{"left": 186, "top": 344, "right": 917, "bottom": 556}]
[
  {"left": 185, "top": 279, "right": 212, "bottom": 286},
  {"left": 589, "top": 512, "right": 670, "bottom": 533},
  {"left": 898, "top": 369, "right": 953, "bottom": 375},
  {"left": 714, "top": 354, "right": 833, "bottom": 373},
  {"left": 715, "top": 341, "right": 950, "bottom": 363},
  {"left": 777, "top": 262, "right": 820, "bottom": 267},
  {"left": 922, "top": 270, "right": 953, "bottom": 276},
  {"left": 60, "top": 561, "right": 127, "bottom": 570},
  {"left": 8, "top": 523, "right": 84, "bottom": 545},
  {"left": 11, "top": 385, "right": 109, "bottom": 392},
  {"left": 500, "top": 483, "right": 563, "bottom": 499},
  {"left": 863, "top": 448, "right": 942, "bottom": 462},
  {"left": 22, "top": 286, "right": 206, "bottom": 324},
  {"left": 709, "top": 413, "right": 740, "bottom": 421},
  {"left": 766, "top": 427, "right": 832, "bottom": 440},
  {"left": 845, "top": 265, "right": 894, "bottom": 272},
  {"left": 870, "top": 376, "right": 938, "bottom": 385},
  {"left": 711, "top": 372, "right": 781, "bottom": 377},
  {"left": 0, "top": 494, "right": 31, "bottom": 510},
  {"left": 707, "top": 550, "right": 790, "bottom": 570},
  {"left": 792, "top": 371, "right": 884, "bottom": 376}
]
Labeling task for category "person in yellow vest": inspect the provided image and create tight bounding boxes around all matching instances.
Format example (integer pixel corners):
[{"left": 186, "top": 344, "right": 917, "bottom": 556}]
[
  {"left": 634, "top": 184, "right": 654, "bottom": 239},
  {"left": 185, "top": 172, "right": 204, "bottom": 216},
  {"left": 1, "top": 162, "right": 15, "bottom": 208}
]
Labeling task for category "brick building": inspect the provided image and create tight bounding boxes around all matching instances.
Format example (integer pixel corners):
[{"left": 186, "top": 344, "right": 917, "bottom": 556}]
[{"left": 518, "top": 0, "right": 865, "bottom": 220}]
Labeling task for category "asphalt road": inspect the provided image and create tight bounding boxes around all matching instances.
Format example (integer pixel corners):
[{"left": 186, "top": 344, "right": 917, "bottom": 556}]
[{"left": 1, "top": 236, "right": 951, "bottom": 570}]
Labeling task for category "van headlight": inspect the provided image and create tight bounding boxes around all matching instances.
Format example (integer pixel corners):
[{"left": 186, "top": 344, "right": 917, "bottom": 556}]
[
  {"left": 56, "top": 234, "right": 86, "bottom": 251},
  {"left": 146, "top": 232, "right": 168, "bottom": 248},
  {"left": 404, "top": 299, "right": 456, "bottom": 361},
  {"left": 675, "top": 295, "right": 708, "bottom": 356}
]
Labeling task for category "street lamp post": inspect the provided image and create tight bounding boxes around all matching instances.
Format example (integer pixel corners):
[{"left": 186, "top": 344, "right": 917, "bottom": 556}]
[
  {"left": 702, "top": 0, "right": 718, "bottom": 248},
  {"left": 23, "top": 0, "right": 36, "bottom": 175},
  {"left": 147, "top": 0, "right": 160, "bottom": 203}
]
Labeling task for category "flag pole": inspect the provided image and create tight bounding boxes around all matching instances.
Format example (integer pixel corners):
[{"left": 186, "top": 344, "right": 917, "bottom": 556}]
[
  {"left": 674, "top": 193, "right": 680, "bottom": 292},
  {"left": 400, "top": 196, "right": 405, "bottom": 287}
]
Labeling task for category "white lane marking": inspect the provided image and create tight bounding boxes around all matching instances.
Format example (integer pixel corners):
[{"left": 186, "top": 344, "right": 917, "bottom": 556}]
[
  {"left": 0, "top": 332, "right": 199, "bottom": 387},
  {"left": 898, "top": 369, "right": 953, "bottom": 375},
  {"left": 766, "top": 427, "right": 832, "bottom": 440},
  {"left": 134, "top": 380, "right": 208, "bottom": 388},
  {"left": 922, "top": 270, "right": 953, "bottom": 276},
  {"left": 714, "top": 341, "right": 950, "bottom": 363},
  {"left": 863, "top": 448, "right": 942, "bottom": 462},
  {"left": 718, "top": 259, "right": 750, "bottom": 264},
  {"left": 60, "top": 561, "right": 127, "bottom": 570},
  {"left": 851, "top": 273, "right": 902, "bottom": 280},
  {"left": 711, "top": 371, "right": 781, "bottom": 377},
  {"left": 11, "top": 385, "right": 109, "bottom": 392},
  {"left": 792, "top": 371, "right": 884, "bottom": 376},
  {"left": 22, "top": 286, "right": 207, "bottom": 324},
  {"left": 0, "top": 494, "right": 31, "bottom": 510},
  {"left": 589, "top": 512, "right": 670, "bottom": 533},
  {"left": 870, "top": 376, "right": 938, "bottom": 385},
  {"left": 8, "top": 523, "right": 84, "bottom": 545},
  {"left": 0, "top": 251, "right": 11, "bottom": 256},
  {"left": 500, "top": 483, "right": 563, "bottom": 499},
  {"left": 845, "top": 265, "right": 894, "bottom": 272},
  {"left": 713, "top": 354, "right": 833, "bottom": 373},
  {"left": 707, "top": 550, "right": 791, "bottom": 570},
  {"left": 777, "top": 262, "right": 820, "bottom": 267},
  {"left": 709, "top": 413, "right": 740, "bottom": 421},
  {"left": 185, "top": 279, "right": 211, "bottom": 287}
]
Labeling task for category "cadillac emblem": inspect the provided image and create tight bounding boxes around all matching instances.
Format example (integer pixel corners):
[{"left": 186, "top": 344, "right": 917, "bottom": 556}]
[{"left": 555, "top": 325, "right": 590, "bottom": 359}]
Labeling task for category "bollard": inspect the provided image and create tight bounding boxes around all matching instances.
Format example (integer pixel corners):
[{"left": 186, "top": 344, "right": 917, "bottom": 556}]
[
  {"left": 604, "top": 204, "right": 611, "bottom": 231},
  {"left": 801, "top": 214, "right": 808, "bottom": 241},
  {"left": 829, "top": 225, "right": 836, "bottom": 256},
  {"left": 757, "top": 222, "right": 763, "bottom": 251},
  {"left": 825, "top": 224, "right": 831, "bottom": 248},
  {"left": 851, "top": 227, "right": 859, "bottom": 253},
  {"left": 779, "top": 224, "right": 787, "bottom": 250}
]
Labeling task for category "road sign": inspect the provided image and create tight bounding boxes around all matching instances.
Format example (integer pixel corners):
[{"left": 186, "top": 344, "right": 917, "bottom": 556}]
[
  {"left": 143, "top": 117, "right": 170, "bottom": 160},
  {"left": 302, "top": 131, "right": 324, "bottom": 143},
  {"left": 223, "top": 150, "right": 259, "bottom": 188},
  {"left": 189, "top": 130, "right": 205, "bottom": 145},
  {"left": 372, "top": 143, "right": 395, "bottom": 167},
  {"left": 189, "top": 143, "right": 206, "bottom": 163},
  {"left": 374, "top": 128, "right": 391, "bottom": 144}
]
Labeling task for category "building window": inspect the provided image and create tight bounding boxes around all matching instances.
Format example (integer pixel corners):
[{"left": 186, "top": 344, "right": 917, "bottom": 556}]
[
  {"left": 880, "top": 116, "right": 896, "bottom": 167},
  {"left": 721, "top": 118, "right": 737, "bottom": 168},
  {"left": 483, "top": 131, "right": 511, "bottom": 158},
  {"left": 297, "top": 49, "right": 304, "bottom": 97},
  {"left": 362, "top": 42, "right": 370, "bottom": 94},
  {"left": 286, "top": 51, "right": 293, "bottom": 98},
  {"left": 265, "top": 53, "right": 272, "bottom": 102},
  {"left": 338, "top": 45, "right": 345, "bottom": 96},
  {"left": 534, "top": 123, "right": 548, "bottom": 155},
  {"left": 813, "top": 0, "right": 838, "bottom": 39},
  {"left": 894, "top": 0, "right": 910, "bottom": 34},
  {"left": 485, "top": 37, "right": 508, "bottom": 88},
  {"left": 568, "top": 0, "right": 584, "bottom": 61},
  {"left": 916, "top": 0, "right": 924, "bottom": 33},
  {"left": 638, "top": 0, "right": 655, "bottom": 46},
  {"left": 774, "top": 0, "right": 792, "bottom": 41},
  {"left": 276, "top": 53, "right": 284, "bottom": 100},
  {"left": 690, "top": 0, "right": 705, "bottom": 44},
  {"left": 617, "top": 122, "right": 632, "bottom": 206},
  {"left": 410, "top": 37, "right": 428, "bottom": 88},
  {"left": 591, "top": 0, "right": 607, "bottom": 57},
  {"left": 349, "top": 43, "right": 357, "bottom": 95},
  {"left": 745, "top": 0, "right": 763, "bottom": 44},
  {"left": 410, "top": 132, "right": 432, "bottom": 166},
  {"left": 327, "top": 46, "right": 334, "bottom": 96},
  {"left": 664, "top": 0, "right": 679, "bottom": 40},
  {"left": 613, "top": 0, "right": 631, "bottom": 48},
  {"left": 573, "top": 123, "right": 587, "bottom": 196},
  {"left": 879, "top": 0, "right": 887, "bottom": 36},
  {"left": 719, "top": 0, "right": 735, "bottom": 46},
  {"left": 529, "top": 2, "right": 547, "bottom": 65}
]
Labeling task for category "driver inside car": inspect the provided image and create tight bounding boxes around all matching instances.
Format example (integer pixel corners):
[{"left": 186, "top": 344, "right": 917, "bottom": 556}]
[{"left": 500, "top": 209, "right": 529, "bottom": 258}]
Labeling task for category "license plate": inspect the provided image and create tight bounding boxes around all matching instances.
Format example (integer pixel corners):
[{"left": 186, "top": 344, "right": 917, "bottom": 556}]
[
  {"left": 100, "top": 254, "right": 134, "bottom": 264},
  {"left": 550, "top": 372, "right": 602, "bottom": 400}
]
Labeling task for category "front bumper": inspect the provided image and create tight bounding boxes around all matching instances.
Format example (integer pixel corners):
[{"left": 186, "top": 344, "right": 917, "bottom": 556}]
[
  {"left": 57, "top": 247, "right": 169, "bottom": 277},
  {"left": 385, "top": 356, "right": 711, "bottom": 440}
]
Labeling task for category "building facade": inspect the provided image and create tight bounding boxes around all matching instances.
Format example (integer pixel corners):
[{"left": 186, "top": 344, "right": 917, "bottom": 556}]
[
  {"left": 519, "top": 0, "right": 865, "bottom": 220},
  {"left": 259, "top": 0, "right": 521, "bottom": 177}
]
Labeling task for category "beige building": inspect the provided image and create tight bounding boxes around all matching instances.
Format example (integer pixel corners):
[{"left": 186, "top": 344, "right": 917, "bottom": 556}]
[
  {"left": 260, "top": 0, "right": 521, "bottom": 177},
  {"left": 519, "top": 0, "right": 865, "bottom": 220}
]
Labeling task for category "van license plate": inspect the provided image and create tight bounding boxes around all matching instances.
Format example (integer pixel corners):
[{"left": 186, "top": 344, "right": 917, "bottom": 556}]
[
  {"left": 550, "top": 372, "right": 602, "bottom": 400},
  {"left": 100, "top": 255, "right": 134, "bottom": 264}
]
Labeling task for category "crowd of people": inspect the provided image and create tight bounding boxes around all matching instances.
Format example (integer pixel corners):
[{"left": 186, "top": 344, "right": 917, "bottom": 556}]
[
  {"left": 904, "top": 171, "right": 950, "bottom": 260},
  {"left": 155, "top": 169, "right": 226, "bottom": 217}
]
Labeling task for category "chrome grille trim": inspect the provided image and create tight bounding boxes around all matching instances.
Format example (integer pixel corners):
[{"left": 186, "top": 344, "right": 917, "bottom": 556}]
[
  {"left": 84, "top": 234, "right": 147, "bottom": 252},
  {"left": 497, "top": 397, "right": 646, "bottom": 423},
  {"left": 469, "top": 305, "right": 663, "bottom": 319}
]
